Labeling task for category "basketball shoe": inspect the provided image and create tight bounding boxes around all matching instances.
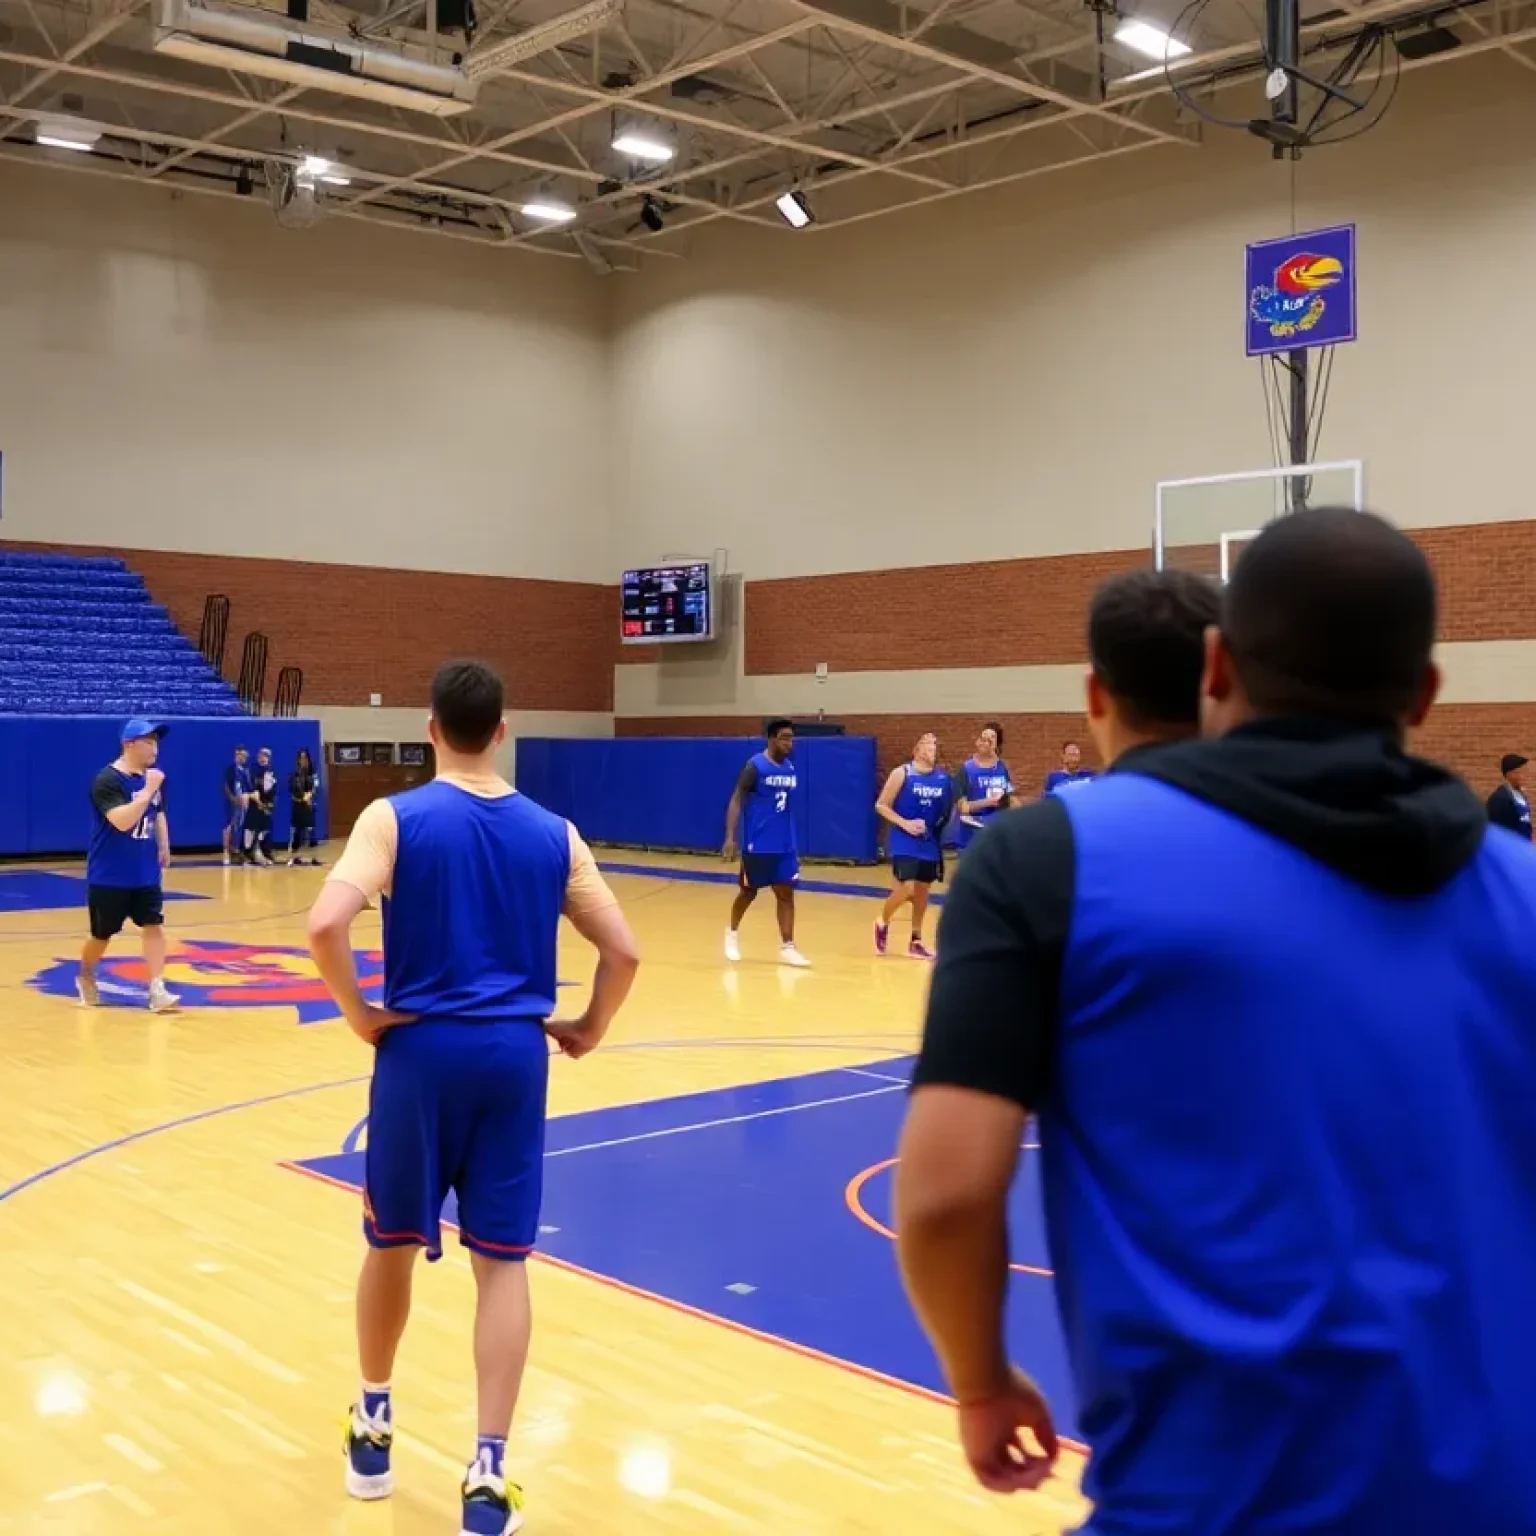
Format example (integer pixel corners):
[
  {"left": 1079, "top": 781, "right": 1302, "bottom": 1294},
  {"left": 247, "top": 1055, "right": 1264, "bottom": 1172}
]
[
  {"left": 461, "top": 1461, "right": 526, "bottom": 1535},
  {"left": 343, "top": 1400, "right": 394, "bottom": 1500}
]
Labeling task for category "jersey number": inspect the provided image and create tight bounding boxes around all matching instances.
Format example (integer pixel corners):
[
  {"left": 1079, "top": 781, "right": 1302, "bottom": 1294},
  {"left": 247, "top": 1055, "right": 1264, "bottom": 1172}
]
[
  {"left": 131, "top": 813, "right": 154, "bottom": 840},
  {"left": 774, "top": 791, "right": 788, "bottom": 812}
]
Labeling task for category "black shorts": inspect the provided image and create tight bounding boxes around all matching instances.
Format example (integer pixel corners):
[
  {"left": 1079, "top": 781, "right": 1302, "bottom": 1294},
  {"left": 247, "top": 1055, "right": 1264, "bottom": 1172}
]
[
  {"left": 291, "top": 804, "right": 315, "bottom": 832},
  {"left": 891, "top": 856, "right": 940, "bottom": 886},
  {"left": 87, "top": 884, "right": 164, "bottom": 940}
]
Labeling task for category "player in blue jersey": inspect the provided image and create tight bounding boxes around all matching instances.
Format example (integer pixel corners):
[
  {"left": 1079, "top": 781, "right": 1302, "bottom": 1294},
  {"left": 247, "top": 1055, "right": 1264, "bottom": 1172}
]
[
  {"left": 308, "top": 660, "right": 640, "bottom": 1536},
  {"left": 722, "top": 718, "right": 809, "bottom": 967},
  {"left": 1041, "top": 739, "right": 1094, "bottom": 796},
  {"left": 79, "top": 719, "right": 180, "bottom": 1013},
  {"left": 222, "top": 744, "right": 251, "bottom": 865},
  {"left": 874, "top": 731, "right": 953, "bottom": 959},
  {"left": 902, "top": 522, "right": 1536, "bottom": 1532},
  {"left": 953, "top": 723, "right": 1014, "bottom": 849}
]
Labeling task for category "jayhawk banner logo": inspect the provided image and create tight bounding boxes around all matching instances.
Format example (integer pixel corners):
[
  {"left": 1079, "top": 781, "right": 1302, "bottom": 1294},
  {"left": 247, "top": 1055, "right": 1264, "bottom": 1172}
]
[
  {"left": 1245, "top": 225, "right": 1356, "bottom": 357},
  {"left": 28, "top": 939, "right": 384, "bottom": 1023}
]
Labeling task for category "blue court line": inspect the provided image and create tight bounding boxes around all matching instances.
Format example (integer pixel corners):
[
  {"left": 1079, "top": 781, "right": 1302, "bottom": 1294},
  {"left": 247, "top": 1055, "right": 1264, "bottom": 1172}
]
[
  {"left": 596, "top": 861, "right": 947, "bottom": 902},
  {"left": 0, "top": 1035, "right": 916, "bottom": 1204},
  {"left": 0, "top": 1075, "right": 369, "bottom": 1206}
]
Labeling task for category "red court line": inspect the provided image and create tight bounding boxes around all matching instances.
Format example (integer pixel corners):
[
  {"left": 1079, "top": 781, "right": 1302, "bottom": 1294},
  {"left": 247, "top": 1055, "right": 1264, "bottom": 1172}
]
[
  {"left": 280, "top": 1159, "right": 1088, "bottom": 1458},
  {"left": 845, "top": 1154, "right": 1055, "bottom": 1279}
]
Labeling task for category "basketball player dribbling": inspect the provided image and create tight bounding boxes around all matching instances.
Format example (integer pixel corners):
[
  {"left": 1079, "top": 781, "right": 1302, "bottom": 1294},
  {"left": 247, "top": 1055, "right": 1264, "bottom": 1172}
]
[
  {"left": 722, "top": 718, "right": 810, "bottom": 967},
  {"left": 874, "top": 731, "right": 951, "bottom": 959}
]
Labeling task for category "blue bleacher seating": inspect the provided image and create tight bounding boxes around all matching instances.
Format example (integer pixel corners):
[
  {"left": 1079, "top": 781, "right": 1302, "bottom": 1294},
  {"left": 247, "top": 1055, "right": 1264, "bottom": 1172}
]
[{"left": 0, "top": 551, "right": 247, "bottom": 718}]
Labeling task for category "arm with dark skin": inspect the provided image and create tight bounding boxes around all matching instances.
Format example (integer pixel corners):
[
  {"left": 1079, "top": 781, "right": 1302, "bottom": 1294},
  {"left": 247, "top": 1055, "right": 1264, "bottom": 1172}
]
[
  {"left": 722, "top": 760, "right": 757, "bottom": 859},
  {"left": 896, "top": 808, "right": 1068, "bottom": 1494}
]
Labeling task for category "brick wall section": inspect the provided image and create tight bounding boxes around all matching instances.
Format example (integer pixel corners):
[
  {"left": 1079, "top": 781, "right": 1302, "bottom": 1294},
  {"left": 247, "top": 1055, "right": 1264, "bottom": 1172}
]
[
  {"left": 1, "top": 540, "right": 616, "bottom": 712},
  {"left": 617, "top": 705, "right": 1532, "bottom": 800},
  {"left": 742, "top": 551, "right": 1143, "bottom": 674},
  {"left": 723, "top": 521, "right": 1536, "bottom": 676}
]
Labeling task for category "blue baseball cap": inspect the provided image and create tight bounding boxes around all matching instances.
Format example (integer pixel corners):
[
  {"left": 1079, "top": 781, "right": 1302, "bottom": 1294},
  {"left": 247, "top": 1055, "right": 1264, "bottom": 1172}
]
[{"left": 121, "top": 719, "right": 169, "bottom": 743}]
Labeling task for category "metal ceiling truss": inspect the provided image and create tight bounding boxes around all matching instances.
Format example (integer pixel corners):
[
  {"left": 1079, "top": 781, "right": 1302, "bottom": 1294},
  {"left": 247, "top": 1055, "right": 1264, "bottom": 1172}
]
[{"left": 0, "top": 0, "right": 1527, "bottom": 260}]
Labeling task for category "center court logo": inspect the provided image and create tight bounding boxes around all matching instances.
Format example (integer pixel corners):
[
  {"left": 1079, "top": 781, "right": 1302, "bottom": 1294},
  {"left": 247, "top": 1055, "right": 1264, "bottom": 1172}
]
[{"left": 27, "top": 939, "right": 385, "bottom": 1023}]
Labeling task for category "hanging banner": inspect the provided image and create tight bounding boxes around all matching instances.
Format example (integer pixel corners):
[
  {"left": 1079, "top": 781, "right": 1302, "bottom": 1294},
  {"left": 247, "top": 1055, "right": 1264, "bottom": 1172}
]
[{"left": 1245, "top": 224, "right": 1357, "bottom": 357}]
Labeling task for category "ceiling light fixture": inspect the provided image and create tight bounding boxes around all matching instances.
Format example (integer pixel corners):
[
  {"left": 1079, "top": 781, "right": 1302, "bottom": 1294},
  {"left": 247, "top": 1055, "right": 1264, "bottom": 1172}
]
[
  {"left": 34, "top": 120, "right": 100, "bottom": 153},
  {"left": 1113, "top": 18, "right": 1192, "bottom": 61},
  {"left": 522, "top": 200, "right": 578, "bottom": 223},
  {"left": 775, "top": 189, "right": 813, "bottom": 229},
  {"left": 612, "top": 131, "right": 674, "bottom": 163}
]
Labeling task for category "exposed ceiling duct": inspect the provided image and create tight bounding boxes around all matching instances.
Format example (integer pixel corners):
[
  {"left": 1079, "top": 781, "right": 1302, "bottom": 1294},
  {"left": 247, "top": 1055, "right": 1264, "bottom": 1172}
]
[{"left": 153, "top": 0, "right": 479, "bottom": 116}]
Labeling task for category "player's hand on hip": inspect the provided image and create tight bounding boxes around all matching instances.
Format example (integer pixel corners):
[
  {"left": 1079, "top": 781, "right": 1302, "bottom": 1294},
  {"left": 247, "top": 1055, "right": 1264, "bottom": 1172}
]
[
  {"left": 956, "top": 1366, "right": 1059, "bottom": 1494},
  {"left": 545, "top": 1014, "right": 605, "bottom": 1060},
  {"left": 348, "top": 1003, "right": 416, "bottom": 1046}
]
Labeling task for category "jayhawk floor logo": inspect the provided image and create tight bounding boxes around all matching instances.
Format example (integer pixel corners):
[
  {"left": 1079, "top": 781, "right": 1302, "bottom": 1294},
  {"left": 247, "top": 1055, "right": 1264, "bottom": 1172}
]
[
  {"left": 1249, "top": 250, "right": 1345, "bottom": 341},
  {"left": 28, "top": 940, "right": 384, "bottom": 1023}
]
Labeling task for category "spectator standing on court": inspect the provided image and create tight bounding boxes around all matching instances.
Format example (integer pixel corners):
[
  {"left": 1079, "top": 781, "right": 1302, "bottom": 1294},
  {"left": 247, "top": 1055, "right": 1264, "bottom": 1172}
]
[
  {"left": 286, "top": 747, "right": 321, "bottom": 865},
  {"left": 244, "top": 745, "right": 278, "bottom": 865},
  {"left": 79, "top": 719, "right": 180, "bottom": 1013},
  {"left": 896, "top": 511, "right": 1536, "bottom": 1531},
  {"left": 222, "top": 743, "right": 251, "bottom": 866},
  {"left": 1486, "top": 752, "right": 1531, "bottom": 839},
  {"left": 308, "top": 659, "right": 640, "bottom": 1535}
]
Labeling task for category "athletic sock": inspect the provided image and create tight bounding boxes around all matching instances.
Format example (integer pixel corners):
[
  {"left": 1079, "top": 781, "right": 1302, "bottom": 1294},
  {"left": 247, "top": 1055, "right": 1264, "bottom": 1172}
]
[
  {"left": 472, "top": 1434, "right": 506, "bottom": 1480},
  {"left": 361, "top": 1382, "right": 392, "bottom": 1424}
]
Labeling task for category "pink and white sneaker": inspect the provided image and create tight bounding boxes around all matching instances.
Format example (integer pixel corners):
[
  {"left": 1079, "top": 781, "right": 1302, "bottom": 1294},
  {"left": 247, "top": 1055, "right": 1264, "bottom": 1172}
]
[
  {"left": 874, "top": 921, "right": 889, "bottom": 955},
  {"left": 908, "top": 938, "right": 935, "bottom": 961}
]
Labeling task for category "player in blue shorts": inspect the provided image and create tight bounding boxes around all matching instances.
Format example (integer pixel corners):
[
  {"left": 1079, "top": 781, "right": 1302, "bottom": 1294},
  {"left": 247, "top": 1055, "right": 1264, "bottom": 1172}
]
[
  {"left": 308, "top": 659, "right": 640, "bottom": 1535},
  {"left": 722, "top": 717, "right": 810, "bottom": 967},
  {"left": 874, "top": 731, "right": 952, "bottom": 959}
]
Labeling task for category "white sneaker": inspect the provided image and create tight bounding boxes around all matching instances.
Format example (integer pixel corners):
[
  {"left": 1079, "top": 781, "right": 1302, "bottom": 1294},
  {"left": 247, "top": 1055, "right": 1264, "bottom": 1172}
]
[
  {"left": 778, "top": 944, "right": 811, "bottom": 968},
  {"left": 77, "top": 971, "right": 100, "bottom": 1008},
  {"left": 724, "top": 929, "right": 741, "bottom": 963},
  {"left": 147, "top": 981, "right": 181, "bottom": 1013}
]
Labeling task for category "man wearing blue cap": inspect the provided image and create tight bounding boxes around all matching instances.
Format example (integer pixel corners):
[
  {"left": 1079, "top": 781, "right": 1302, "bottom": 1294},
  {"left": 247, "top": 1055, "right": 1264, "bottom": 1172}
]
[{"left": 79, "top": 719, "right": 180, "bottom": 1013}]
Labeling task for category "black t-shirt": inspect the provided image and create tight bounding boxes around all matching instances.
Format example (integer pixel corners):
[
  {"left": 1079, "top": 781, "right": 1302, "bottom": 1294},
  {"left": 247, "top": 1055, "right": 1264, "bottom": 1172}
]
[{"left": 913, "top": 797, "right": 1072, "bottom": 1111}]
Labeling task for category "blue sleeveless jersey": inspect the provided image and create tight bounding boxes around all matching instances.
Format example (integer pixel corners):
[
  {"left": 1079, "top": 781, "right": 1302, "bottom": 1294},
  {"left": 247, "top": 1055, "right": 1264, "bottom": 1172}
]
[
  {"left": 1043, "top": 767, "right": 1095, "bottom": 795},
  {"left": 1049, "top": 774, "right": 1536, "bottom": 1532},
  {"left": 380, "top": 781, "right": 570, "bottom": 1023},
  {"left": 87, "top": 768, "right": 162, "bottom": 888},
  {"left": 888, "top": 764, "right": 950, "bottom": 860},
  {"left": 742, "top": 751, "right": 797, "bottom": 855},
  {"left": 956, "top": 757, "right": 1012, "bottom": 848}
]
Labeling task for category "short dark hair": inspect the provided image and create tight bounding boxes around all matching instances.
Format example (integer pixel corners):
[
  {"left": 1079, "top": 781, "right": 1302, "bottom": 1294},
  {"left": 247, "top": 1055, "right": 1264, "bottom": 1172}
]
[
  {"left": 1224, "top": 508, "right": 1435, "bottom": 726},
  {"left": 981, "top": 721, "right": 1004, "bottom": 749},
  {"left": 764, "top": 717, "right": 794, "bottom": 738},
  {"left": 431, "top": 659, "right": 505, "bottom": 753},
  {"left": 1089, "top": 568, "right": 1222, "bottom": 727}
]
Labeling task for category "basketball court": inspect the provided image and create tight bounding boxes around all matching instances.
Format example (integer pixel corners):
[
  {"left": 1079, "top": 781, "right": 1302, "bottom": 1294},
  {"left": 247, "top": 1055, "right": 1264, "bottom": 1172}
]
[{"left": 0, "top": 856, "right": 1090, "bottom": 1534}]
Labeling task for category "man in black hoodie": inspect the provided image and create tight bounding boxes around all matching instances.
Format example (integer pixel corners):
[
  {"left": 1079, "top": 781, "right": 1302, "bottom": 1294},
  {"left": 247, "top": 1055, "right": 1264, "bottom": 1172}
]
[{"left": 896, "top": 509, "right": 1536, "bottom": 1534}]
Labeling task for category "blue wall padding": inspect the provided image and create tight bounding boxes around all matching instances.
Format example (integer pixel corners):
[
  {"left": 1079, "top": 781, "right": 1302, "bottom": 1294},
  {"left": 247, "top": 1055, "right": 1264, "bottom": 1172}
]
[
  {"left": 0, "top": 715, "right": 324, "bottom": 856},
  {"left": 515, "top": 736, "right": 879, "bottom": 863}
]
